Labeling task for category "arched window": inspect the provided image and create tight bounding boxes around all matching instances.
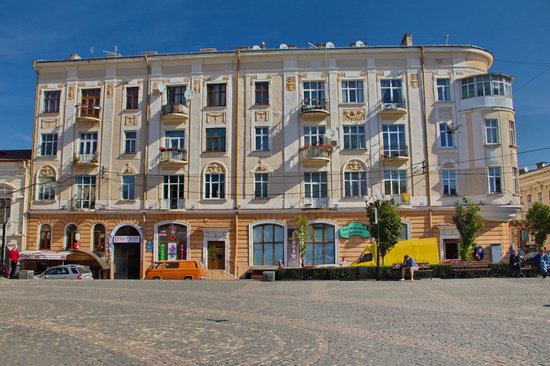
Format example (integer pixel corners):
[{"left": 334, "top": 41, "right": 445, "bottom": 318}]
[
  {"left": 39, "top": 224, "right": 51, "bottom": 250},
  {"left": 253, "top": 224, "right": 284, "bottom": 265},
  {"left": 36, "top": 166, "right": 56, "bottom": 201},
  {"left": 65, "top": 224, "right": 78, "bottom": 250},
  {"left": 204, "top": 163, "right": 225, "bottom": 199},
  {"left": 157, "top": 223, "right": 188, "bottom": 260},
  {"left": 93, "top": 224, "right": 106, "bottom": 251},
  {"left": 306, "top": 223, "right": 335, "bottom": 265}
]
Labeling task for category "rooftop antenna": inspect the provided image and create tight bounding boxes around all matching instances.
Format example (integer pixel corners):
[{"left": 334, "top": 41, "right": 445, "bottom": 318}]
[
  {"left": 90, "top": 46, "right": 95, "bottom": 56},
  {"left": 103, "top": 45, "right": 120, "bottom": 57},
  {"left": 444, "top": 33, "right": 449, "bottom": 45},
  {"left": 307, "top": 42, "right": 317, "bottom": 48}
]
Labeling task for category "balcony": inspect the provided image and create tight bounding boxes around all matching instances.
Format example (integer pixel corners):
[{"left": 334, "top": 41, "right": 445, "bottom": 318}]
[
  {"left": 73, "top": 153, "right": 99, "bottom": 167},
  {"left": 379, "top": 99, "right": 407, "bottom": 117},
  {"left": 161, "top": 103, "right": 189, "bottom": 123},
  {"left": 76, "top": 105, "right": 101, "bottom": 124},
  {"left": 458, "top": 73, "right": 513, "bottom": 112},
  {"left": 159, "top": 149, "right": 187, "bottom": 167},
  {"left": 299, "top": 145, "right": 332, "bottom": 167},
  {"left": 161, "top": 198, "right": 185, "bottom": 210},
  {"left": 384, "top": 193, "right": 410, "bottom": 206},
  {"left": 300, "top": 99, "right": 329, "bottom": 121},
  {"left": 303, "top": 197, "right": 329, "bottom": 209},
  {"left": 381, "top": 146, "right": 409, "bottom": 161}
]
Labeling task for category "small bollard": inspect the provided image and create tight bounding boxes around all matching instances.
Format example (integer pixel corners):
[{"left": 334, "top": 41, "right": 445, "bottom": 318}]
[
  {"left": 263, "top": 271, "right": 276, "bottom": 282},
  {"left": 18, "top": 270, "right": 34, "bottom": 280}
]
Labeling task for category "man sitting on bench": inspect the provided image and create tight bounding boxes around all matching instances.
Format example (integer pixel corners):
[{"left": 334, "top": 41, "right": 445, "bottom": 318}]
[{"left": 401, "top": 255, "right": 419, "bottom": 281}]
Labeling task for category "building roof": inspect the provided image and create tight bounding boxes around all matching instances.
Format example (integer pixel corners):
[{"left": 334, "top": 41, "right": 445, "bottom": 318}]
[{"left": 0, "top": 150, "right": 32, "bottom": 161}]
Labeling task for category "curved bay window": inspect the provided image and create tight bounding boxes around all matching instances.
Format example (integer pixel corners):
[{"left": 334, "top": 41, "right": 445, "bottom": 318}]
[
  {"left": 306, "top": 224, "right": 335, "bottom": 265},
  {"left": 39, "top": 224, "right": 51, "bottom": 250},
  {"left": 93, "top": 224, "right": 106, "bottom": 251},
  {"left": 65, "top": 224, "right": 78, "bottom": 250},
  {"left": 253, "top": 224, "right": 284, "bottom": 265},
  {"left": 157, "top": 224, "right": 188, "bottom": 261}
]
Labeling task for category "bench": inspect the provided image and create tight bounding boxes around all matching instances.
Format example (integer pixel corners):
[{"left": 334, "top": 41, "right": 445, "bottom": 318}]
[
  {"left": 450, "top": 261, "right": 491, "bottom": 278},
  {"left": 392, "top": 262, "right": 434, "bottom": 279}
]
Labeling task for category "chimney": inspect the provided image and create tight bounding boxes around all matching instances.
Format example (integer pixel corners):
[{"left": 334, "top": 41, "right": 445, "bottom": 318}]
[
  {"left": 536, "top": 162, "right": 547, "bottom": 169},
  {"left": 401, "top": 33, "right": 413, "bottom": 46}
]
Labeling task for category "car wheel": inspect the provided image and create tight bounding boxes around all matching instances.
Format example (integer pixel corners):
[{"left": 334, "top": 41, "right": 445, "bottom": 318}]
[
  {"left": 153, "top": 276, "right": 161, "bottom": 280},
  {"left": 184, "top": 277, "right": 193, "bottom": 280}
]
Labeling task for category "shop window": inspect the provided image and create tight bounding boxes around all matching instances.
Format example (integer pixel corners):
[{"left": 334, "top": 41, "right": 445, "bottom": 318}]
[
  {"left": 39, "top": 224, "right": 51, "bottom": 250},
  {"left": 157, "top": 224, "right": 188, "bottom": 261},
  {"left": 93, "top": 224, "right": 106, "bottom": 251},
  {"left": 65, "top": 224, "right": 78, "bottom": 250},
  {"left": 305, "top": 223, "right": 335, "bottom": 265},
  {"left": 253, "top": 224, "right": 284, "bottom": 265}
]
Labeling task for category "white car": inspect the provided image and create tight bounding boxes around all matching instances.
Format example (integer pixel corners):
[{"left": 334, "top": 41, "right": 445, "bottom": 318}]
[{"left": 36, "top": 265, "right": 94, "bottom": 280}]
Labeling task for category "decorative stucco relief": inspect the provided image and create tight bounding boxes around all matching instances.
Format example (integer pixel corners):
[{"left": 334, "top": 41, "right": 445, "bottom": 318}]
[
  {"left": 409, "top": 74, "right": 419, "bottom": 88},
  {"left": 345, "top": 160, "right": 365, "bottom": 171},
  {"left": 342, "top": 109, "right": 365, "bottom": 122},
  {"left": 255, "top": 111, "right": 268, "bottom": 122},
  {"left": 206, "top": 112, "right": 225, "bottom": 123},
  {"left": 39, "top": 166, "right": 56, "bottom": 177},
  {"left": 285, "top": 76, "right": 296, "bottom": 91},
  {"left": 68, "top": 86, "right": 75, "bottom": 100},
  {"left": 193, "top": 80, "right": 201, "bottom": 94},
  {"left": 124, "top": 115, "right": 137, "bottom": 126},
  {"left": 106, "top": 84, "right": 114, "bottom": 98},
  {"left": 41, "top": 119, "right": 58, "bottom": 129},
  {"left": 206, "top": 163, "right": 224, "bottom": 173}
]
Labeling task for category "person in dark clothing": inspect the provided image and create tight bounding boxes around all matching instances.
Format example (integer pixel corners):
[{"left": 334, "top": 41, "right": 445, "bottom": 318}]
[{"left": 509, "top": 250, "right": 521, "bottom": 278}]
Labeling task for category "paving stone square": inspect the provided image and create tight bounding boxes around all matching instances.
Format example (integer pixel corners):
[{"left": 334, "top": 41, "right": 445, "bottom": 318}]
[{"left": 0, "top": 278, "right": 549, "bottom": 365}]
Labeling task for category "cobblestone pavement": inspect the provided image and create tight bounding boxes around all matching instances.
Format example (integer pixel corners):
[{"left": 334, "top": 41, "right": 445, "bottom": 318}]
[{"left": 0, "top": 278, "right": 549, "bottom": 365}]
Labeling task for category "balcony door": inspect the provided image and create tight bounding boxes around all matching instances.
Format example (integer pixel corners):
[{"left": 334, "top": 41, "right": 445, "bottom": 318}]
[{"left": 81, "top": 88, "right": 101, "bottom": 117}]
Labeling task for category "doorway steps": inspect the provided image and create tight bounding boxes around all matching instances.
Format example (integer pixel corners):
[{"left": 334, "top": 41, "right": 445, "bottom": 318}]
[{"left": 205, "top": 269, "right": 239, "bottom": 281}]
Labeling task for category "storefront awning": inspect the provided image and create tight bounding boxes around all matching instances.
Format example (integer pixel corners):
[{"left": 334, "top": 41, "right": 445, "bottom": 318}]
[
  {"left": 20, "top": 251, "right": 71, "bottom": 260},
  {"left": 65, "top": 250, "right": 110, "bottom": 270}
]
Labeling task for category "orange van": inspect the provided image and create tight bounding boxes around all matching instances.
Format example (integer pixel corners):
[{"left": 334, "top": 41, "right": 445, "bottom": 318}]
[{"left": 145, "top": 260, "right": 207, "bottom": 280}]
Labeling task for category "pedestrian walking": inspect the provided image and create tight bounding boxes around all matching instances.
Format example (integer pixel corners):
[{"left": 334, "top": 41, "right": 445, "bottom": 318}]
[
  {"left": 509, "top": 250, "right": 521, "bottom": 278},
  {"left": 8, "top": 244, "right": 20, "bottom": 279}
]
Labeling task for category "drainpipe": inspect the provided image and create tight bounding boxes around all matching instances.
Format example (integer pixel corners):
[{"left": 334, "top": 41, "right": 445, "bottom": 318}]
[
  {"left": 143, "top": 56, "right": 151, "bottom": 211},
  {"left": 419, "top": 47, "right": 432, "bottom": 207},
  {"left": 28, "top": 61, "right": 40, "bottom": 250},
  {"left": 234, "top": 50, "right": 241, "bottom": 276}
]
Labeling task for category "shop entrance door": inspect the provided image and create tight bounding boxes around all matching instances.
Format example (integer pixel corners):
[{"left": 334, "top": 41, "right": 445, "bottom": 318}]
[
  {"left": 444, "top": 240, "right": 459, "bottom": 260},
  {"left": 113, "top": 226, "right": 141, "bottom": 279},
  {"left": 208, "top": 241, "right": 225, "bottom": 269}
]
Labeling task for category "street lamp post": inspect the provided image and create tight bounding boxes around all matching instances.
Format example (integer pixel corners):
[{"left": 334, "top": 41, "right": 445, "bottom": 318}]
[{"left": 365, "top": 191, "right": 383, "bottom": 281}]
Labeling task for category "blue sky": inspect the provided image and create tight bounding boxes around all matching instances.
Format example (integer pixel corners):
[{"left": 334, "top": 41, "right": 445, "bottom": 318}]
[{"left": 1, "top": 0, "right": 549, "bottom": 167}]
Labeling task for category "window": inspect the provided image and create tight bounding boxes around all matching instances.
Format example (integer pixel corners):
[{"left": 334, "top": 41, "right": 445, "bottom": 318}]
[
  {"left": 303, "top": 81, "right": 325, "bottom": 108},
  {"left": 438, "top": 123, "right": 455, "bottom": 148},
  {"left": 303, "top": 126, "right": 325, "bottom": 146},
  {"left": 344, "top": 171, "right": 367, "bottom": 198},
  {"left": 205, "top": 172, "right": 225, "bottom": 199},
  {"left": 512, "top": 167, "right": 519, "bottom": 195},
  {"left": 124, "top": 131, "right": 137, "bottom": 154},
  {"left": 164, "top": 130, "right": 185, "bottom": 149},
  {"left": 436, "top": 78, "right": 451, "bottom": 101},
  {"left": 75, "top": 176, "right": 96, "bottom": 209},
  {"left": 343, "top": 125, "right": 365, "bottom": 150},
  {"left": 341, "top": 80, "right": 364, "bottom": 103},
  {"left": 206, "top": 128, "right": 226, "bottom": 152},
  {"left": 400, "top": 222, "right": 410, "bottom": 240},
  {"left": 126, "top": 87, "right": 139, "bottom": 109},
  {"left": 122, "top": 175, "right": 135, "bottom": 200},
  {"left": 527, "top": 194, "right": 532, "bottom": 208},
  {"left": 93, "top": 224, "right": 106, "bottom": 251},
  {"left": 461, "top": 74, "right": 512, "bottom": 99},
  {"left": 304, "top": 172, "right": 327, "bottom": 198},
  {"left": 509, "top": 121, "right": 516, "bottom": 146},
  {"left": 78, "top": 132, "right": 98, "bottom": 161},
  {"left": 305, "top": 223, "right": 335, "bottom": 265},
  {"left": 157, "top": 224, "right": 188, "bottom": 260},
  {"left": 44, "top": 90, "right": 61, "bottom": 113},
  {"left": 384, "top": 170, "right": 407, "bottom": 195},
  {"left": 207, "top": 83, "right": 226, "bottom": 106},
  {"left": 381, "top": 79, "right": 403, "bottom": 104},
  {"left": 538, "top": 192, "right": 542, "bottom": 202},
  {"left": 39, "top": 224, "right": 51, "bottom": 250},
  {"left": 40, "top": 134, "right": 58, "bottom": 156},
  {"left": 0, "top": 196, "right": 11, "bottom": 224},
  {"left": 442, "top": 170, "right": 457, "bottom": 196},
  {"left": 167, "top": 85, "right": 186, "bottom": 106},
  {"left": 65, "top": 224, "right": 78, "bottom": 250},
  {"left": 382, "top": 125, "right": 407, "bottom": 156},
  {"left": 485, "top": 119, "right": 499, "bottom": 144},
  {"left": 487, "top": 167, "right": 502, "bottom": 194},
  {"left": 255, "top": 82, "right": 269, "bottom": 105},
  {"left": 37, "top": 176, "right": 55, "bottom": 201},
  {"left": 255, "top": 127, "right": 269, "bottom": 151},
  {"left": 254, "top": 173, "right": 268, "bottom": 199},
  {"left": 253, "top": 224, "right": 284, "bottom": 265},
  {"left": 163, "top": 175, "right": 184, "bottom": 209},
  {"left": 80, "top": 88, "right": 101, "bottom": 118}
]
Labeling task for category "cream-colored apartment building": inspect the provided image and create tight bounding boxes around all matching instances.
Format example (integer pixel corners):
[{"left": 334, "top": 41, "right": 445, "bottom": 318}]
[{"left": 26, "top": 34, "right": 521, "bottom": 278}]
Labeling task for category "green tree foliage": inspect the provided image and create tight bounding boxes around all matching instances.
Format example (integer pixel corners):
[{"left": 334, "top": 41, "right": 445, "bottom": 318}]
[
  {"left": 366, "top": 200, "right": 402, "bottom": 265},
  {"left": 292, "top": 215, "right": 312, "bottom": 267},
  {"left": 526, "top": 201, "right": 550, "bottom": 249},
  {"left": 452, "top": 197, "right": 484, "bottom": 260}
]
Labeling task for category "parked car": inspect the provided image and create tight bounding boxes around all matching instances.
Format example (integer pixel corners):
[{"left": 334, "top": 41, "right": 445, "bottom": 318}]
[
  {"left": 145, "top": 260, "right": 206, "bottom": 280},
  {"left": 36, "top": 265, "right": 93, "bottom": 280}
]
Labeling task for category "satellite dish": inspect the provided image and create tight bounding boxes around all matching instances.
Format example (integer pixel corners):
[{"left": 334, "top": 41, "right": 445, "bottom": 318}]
[
  {"left": 279, "top": 43, "right": 288, "bottom": 49},
  {"left": 184, "top": 88, "right": 195, "bottom": 101},
  {"left": 252, "top": 45, "right": 261, "bottom": 50},
  {"left": 157, "top": 82, "right": 166, "bottom": 93},
  {"left": 326, "top": 42, "right": 335, "bottom": 48},
  {"left": 325, "top": 129, "right": 336, "bottom": 140},
  {"left": 355, "top": 40, "right": 365, "bottom": 48}
]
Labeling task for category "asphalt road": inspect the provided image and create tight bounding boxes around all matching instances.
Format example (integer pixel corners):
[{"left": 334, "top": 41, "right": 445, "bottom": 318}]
[{"left": 0, "top": 278, "right": 549, "bottom": 365}]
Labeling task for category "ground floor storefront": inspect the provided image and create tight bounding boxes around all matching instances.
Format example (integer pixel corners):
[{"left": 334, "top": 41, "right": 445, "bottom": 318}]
[{"left": 25, "top": 208, "right": 518, "bottom": 279}]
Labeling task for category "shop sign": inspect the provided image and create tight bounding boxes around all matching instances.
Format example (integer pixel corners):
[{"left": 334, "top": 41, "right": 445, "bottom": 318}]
[
  {"left": 113, "top": 236, "right": 141, "bottom": 243},
  {"left": 168, "top": 243, "right": 177, "bottom": 260},
  {"left": 339, "top": 222, "right": 370, "bottom": 239},
  {"left": 145, "top": 240, "right": 153, "bottom": 252}
]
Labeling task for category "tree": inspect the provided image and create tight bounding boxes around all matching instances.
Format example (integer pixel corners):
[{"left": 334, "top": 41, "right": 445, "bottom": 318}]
[
  {"left": 292, "top": 215, "right": 312, "bottom": 267},
  {"left": 452, "top": 197, "right": 484, "bottom": 260},
  {"left": 366, "top": 200, "right": 402, "bottom": 265},
  {"left": 526, "top": 202, "right": 550, "bottom": 249}
]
